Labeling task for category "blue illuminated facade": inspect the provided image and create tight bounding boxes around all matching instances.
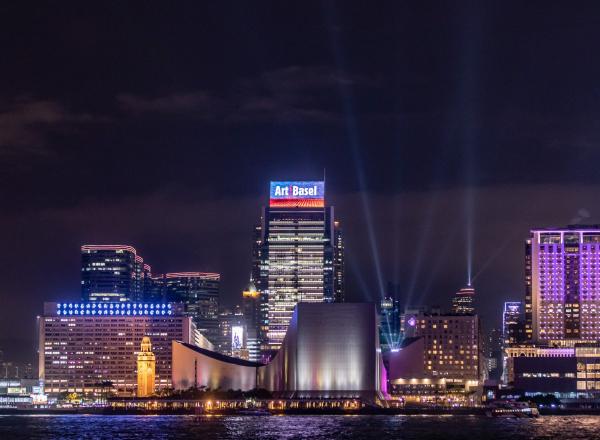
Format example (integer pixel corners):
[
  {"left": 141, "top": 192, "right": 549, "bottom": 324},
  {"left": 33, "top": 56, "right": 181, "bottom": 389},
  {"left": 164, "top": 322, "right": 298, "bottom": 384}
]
[{"left": 55, "top": 302, "right": 173, "bottom": 316}]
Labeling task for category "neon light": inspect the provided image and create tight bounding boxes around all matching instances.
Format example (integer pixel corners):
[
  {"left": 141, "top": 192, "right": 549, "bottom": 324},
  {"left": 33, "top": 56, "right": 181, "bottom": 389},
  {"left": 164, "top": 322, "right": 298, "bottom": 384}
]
[
  {"left": 165, "top": 272, "right": 220, "bottom": 280},
  {"left": 81, "top": 244, "right": 138, "bottom": 254}
]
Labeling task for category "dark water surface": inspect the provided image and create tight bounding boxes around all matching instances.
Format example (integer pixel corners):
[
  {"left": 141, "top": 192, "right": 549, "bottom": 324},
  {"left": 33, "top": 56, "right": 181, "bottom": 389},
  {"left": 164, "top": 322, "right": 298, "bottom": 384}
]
[{"left": 1, "top": 414, "right": 600, "bottom": 439}]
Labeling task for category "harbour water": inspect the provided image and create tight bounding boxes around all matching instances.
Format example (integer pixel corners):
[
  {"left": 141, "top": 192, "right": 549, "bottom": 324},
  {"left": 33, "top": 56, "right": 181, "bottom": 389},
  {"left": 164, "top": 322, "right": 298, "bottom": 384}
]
[{"left": 1, "top": 414, "right": 599, "bottom": 439}]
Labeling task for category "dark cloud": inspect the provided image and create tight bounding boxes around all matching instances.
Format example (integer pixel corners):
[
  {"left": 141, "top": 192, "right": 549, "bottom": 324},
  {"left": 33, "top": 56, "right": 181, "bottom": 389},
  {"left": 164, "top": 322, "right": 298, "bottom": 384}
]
[
  {"left": 116, "top": 66, "right": 378, "bottom": 124},
  {"left": 0, "top": 98, "right": 101, "bottom": 155},
  {"left": 117, "top": 92, "right": 217, "bottom": 116}
]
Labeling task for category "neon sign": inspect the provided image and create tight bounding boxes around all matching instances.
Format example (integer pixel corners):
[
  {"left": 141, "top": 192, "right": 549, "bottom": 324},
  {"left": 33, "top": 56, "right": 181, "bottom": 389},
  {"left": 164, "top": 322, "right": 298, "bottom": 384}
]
[{"left": 269, "top": 181, "right": 325, "bottom": 208}]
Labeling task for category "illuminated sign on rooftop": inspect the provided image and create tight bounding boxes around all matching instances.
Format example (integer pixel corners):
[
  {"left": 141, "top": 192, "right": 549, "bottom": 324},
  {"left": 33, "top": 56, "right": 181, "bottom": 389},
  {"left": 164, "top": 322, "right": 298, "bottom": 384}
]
[{"left": 269, "top": 181, "right": 325, "bottom": 208}]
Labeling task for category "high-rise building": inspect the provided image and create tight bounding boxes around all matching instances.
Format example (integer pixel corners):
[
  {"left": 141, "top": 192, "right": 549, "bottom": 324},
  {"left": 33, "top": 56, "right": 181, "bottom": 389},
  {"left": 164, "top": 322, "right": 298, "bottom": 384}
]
[
  {"left": 81, "top": 245, "right": 144, "bottom": 301},
  {"left": 486, "top": 328, "right": 503, "bottom": 381},
  {"left": 216, "top": 306, "right": 245, "bottom": 357},
  {"left": 254, "top": 181, "right": 343, "bottom": 357},
  {"left": 159, "top": 272, "right": 221, "bottom": 345},
  {"left": 379, "top": 297, "right": 401, "bottom": 352},
  {"left": 503, "top": 301, "right": 525, "bottom": 346},
  {"left": 528, "top": 226, "right": 600, "bottom": 343},
  {"left": 242, "top": 282, "right": 261, "bottom": 362},
  {"left": 451, "top": 285, "right": 476, "bottom": 315},
  {"left": 333, "top": 220, "right": 345, "bottom": 303},
  {"left": 524, "top": 238, "right": 533, "bottom": 341},
  {"left": 39, "top": 301, "right": 195, "bottom": 396}
]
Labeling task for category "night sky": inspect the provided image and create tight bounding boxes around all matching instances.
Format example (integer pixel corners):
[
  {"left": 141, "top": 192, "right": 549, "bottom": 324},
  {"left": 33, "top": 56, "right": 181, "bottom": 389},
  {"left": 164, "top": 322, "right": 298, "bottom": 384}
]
[{"left": 3, "top": 2, "right": 600, "bottom": 362}]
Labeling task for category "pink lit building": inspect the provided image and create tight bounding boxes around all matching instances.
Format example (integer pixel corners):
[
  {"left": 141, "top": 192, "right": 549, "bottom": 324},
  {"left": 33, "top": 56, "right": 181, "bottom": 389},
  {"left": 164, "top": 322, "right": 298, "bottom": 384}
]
[{"left": 528, "top": 226, "right": 600, "bottom": 344}]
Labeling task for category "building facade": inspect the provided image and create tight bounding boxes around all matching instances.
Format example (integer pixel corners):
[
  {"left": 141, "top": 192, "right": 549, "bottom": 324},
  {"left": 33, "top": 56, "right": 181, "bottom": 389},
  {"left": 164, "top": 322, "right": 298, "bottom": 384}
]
[
  {"left": 216, "top": 306, "right": 245, "bottom": 357},
  {"left": 333, "top": 220, "right": 345, "bottom": 303},
  {"left": 81, "top": 245, "right": 143, "bottom": 301},
  {"left": 402, "top": 312, "right": 482, "bottom": 381},
  {"left": 39, "top": 301, "right": 194, "bottom": 396},
  {"left": 452, "top": 285, "right": 476, "bottom": 315},
  {"left": 503, "top": 301, "right": 525, "bottom": 346},
  {"left": 527, "top": 226, "right": 600, "bottom": 344},
  {"left": 253, "top": 181, "right": 344, "bottom": 357},
  {"left": 242, "top": 284, "right": 261, "bottom": 362},
  {"left": 157, "top": 272, "right": 220, "bottom": 345},
  {"left": 379, "top": 297, "right": 401, "bottom": 352}
]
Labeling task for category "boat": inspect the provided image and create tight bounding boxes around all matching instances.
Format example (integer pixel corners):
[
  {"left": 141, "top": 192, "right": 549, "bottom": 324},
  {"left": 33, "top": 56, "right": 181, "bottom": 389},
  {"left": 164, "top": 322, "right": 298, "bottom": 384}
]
[{"left": 485, "top": 401, "right": 539, "bottom": 418}]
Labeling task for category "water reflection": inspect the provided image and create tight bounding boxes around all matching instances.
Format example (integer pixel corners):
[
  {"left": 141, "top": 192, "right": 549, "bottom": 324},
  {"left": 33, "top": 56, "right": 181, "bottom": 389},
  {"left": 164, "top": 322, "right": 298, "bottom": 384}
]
[{"left": 0, "top": 415, "right": 599, "bottom": 439}]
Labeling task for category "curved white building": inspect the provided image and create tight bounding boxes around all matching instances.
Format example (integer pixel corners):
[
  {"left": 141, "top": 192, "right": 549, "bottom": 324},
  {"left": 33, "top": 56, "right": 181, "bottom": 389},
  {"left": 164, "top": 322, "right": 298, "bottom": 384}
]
[{"left": 172, "top": 302, "right": 386, "bottom": 401}]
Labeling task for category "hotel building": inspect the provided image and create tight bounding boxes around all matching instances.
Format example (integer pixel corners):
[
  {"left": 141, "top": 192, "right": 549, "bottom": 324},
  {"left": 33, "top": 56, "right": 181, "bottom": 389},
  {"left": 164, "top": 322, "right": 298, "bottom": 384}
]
[
  {"left": 388, "top": 309, "right": 483, "bottom": 403},
  {"left": 253, "top": 181, "right": 344, "bottom": 357},
  {"left": 38, "top": 301, "right": 195, "bottom": 396},
  {"left": 527, "top": 226, "right": 600, "bottom": 344}
]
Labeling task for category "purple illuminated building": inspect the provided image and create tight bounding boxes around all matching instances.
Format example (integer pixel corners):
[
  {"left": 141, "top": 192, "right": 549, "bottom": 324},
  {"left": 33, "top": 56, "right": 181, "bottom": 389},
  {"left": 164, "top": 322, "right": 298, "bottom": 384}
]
[{"left": 528, "top": 226, "right": 600, "bottom": 343}]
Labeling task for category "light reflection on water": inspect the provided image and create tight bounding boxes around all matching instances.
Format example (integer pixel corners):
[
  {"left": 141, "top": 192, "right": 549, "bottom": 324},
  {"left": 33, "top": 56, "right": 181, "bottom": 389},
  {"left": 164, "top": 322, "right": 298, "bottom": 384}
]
[{"left": 1, "top": 415, "right": 600, "bottom": 439}]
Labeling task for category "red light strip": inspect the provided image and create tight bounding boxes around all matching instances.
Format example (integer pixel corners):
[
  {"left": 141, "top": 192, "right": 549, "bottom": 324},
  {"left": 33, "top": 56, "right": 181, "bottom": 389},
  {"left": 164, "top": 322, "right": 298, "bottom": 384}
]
[
  {"left": 165, "top": 272, "right": 220, "bottom": 280},
  {"left": 81, "top": 245, "right": 138, "bottom": 254}
]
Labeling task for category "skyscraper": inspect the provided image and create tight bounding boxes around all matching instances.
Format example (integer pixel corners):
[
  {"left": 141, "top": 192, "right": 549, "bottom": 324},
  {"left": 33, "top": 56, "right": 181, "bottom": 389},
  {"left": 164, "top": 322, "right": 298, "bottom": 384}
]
[
  {"left": 503, "top": 301, "right": 525, "bottom": 346},
  {"left": 81, "top": 245, "right": 144, "bottom": 301},
  {"left": 333, "top": 220, "right": 345, "bottom": 303},
  {"left": 254, "top": 181, "right": 343, "bottom": 357},
  {"left": 379, "top": 296, "right": 401, "bottom": 352},
  {"left": 160, "top": 272, "right": 221, "bottom": 345},
  {"left": 451, "top": 285, "right": 476, "bottom": 315},
  {"left": 528, "top": 226, "right": 600, "bottom": 343},
  {"left": 242, "top": 282, "right": 261, "bottom": 362}
]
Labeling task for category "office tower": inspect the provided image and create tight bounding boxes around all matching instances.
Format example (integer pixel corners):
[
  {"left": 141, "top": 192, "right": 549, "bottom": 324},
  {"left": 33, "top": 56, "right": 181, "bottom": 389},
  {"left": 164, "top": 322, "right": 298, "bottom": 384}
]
[
  {"left": 81, "top": 245, "right": 145, "bottom": 301},
  {"left": 503, "top": 301, "right": 525, "bottom": 345},
  {"left": 242, "top": 282, "right": 261, "bottom": 362},
  {"left": 160, "top": 272, "right": 220, "bottom": 345},
  {"left": 216, "top": 306, "right": 244, "bottom": 357},
  {"left": 333, "top": 220, "right": 345, "bottom": 302},
  {"left": 451, "top": 285, "right": 476, "bottom": 315},
  {"left": 379, "top": 297, "right": 401, "bottom": 352},
  {"left": 528, "top": 226, "right": 600, "bottom": 343},
  {"left": 524, "top": 238, "right": 533, "bottom": 341},
  {"left": 254, "top": 181, "right": 342, "bottom": 356},
  {"left": 39, "top": 301, "right": 194, "bottom": 396},
  {"left": 486, "top": 328, "right": 503, "bottom": 381}
]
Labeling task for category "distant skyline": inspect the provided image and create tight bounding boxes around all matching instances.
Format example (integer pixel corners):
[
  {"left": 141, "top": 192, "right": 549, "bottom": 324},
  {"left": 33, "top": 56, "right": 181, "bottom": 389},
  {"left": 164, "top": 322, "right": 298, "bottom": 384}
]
[{"left": 3, "top": 2, "right": 600, "bottom": 361}]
